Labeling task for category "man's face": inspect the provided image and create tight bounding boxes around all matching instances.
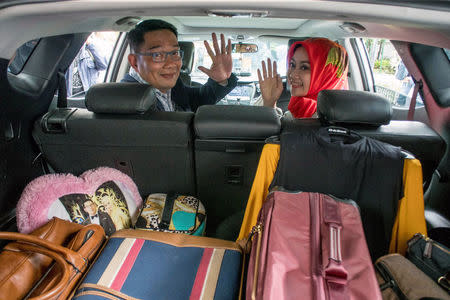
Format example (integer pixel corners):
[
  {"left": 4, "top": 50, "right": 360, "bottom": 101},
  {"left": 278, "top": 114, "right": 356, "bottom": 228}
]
[
  {"left": 129, "top": 29, "right": 181, "bottom": 93},
  {"left": 83, "top": 200, "right": 98, "bottom": 216}
]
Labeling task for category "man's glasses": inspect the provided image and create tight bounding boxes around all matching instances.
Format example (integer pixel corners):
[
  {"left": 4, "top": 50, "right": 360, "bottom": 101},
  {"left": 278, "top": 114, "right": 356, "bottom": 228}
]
[{"left": 134, "top": 49, "right": 184, "bottom": 63}]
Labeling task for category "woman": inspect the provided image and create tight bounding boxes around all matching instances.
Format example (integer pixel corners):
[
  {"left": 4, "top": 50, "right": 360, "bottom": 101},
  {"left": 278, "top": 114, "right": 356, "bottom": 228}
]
[
  {"left": 258, "top": 38, "right": 349, "bottom": 118},
  {"left": 97, "top": 192, "right": 131, "bottom": 231}
]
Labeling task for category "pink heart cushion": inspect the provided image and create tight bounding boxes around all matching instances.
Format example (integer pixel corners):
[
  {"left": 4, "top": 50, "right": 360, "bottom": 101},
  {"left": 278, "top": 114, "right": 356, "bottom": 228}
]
[{"left": 17, "top": 167, "right": 143, "bottom": 235}]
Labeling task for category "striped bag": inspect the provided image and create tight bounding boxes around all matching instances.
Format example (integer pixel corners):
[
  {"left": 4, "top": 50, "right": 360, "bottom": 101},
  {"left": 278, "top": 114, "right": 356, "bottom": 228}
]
[{"left": 72, "top": 229, "right": 243, "bottom": 300}]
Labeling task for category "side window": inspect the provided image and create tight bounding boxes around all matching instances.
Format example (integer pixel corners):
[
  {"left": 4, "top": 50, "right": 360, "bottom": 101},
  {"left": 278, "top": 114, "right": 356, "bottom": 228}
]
[
  {"left": 444, "top": 48, "right": 450, "bottom": 60},
  {"left": 66, "top": 32, "right": 119, "bottom": 103},
  {"left": 8, "top": 39, "right": 39, "bottom": 74},
  {"left": 363, "top": 38, "right": 423, "bottom": 109}
]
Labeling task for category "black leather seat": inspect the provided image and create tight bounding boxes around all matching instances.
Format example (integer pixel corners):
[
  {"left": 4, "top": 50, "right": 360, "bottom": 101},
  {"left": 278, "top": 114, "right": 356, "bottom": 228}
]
[
  {"left": 179, "top": 41, "right": 195, "bottom": 86},
  {"left": 33, "top": 83, "right": 196, "bottom": 197},
  {"left": 194, "top": 105, "right": 281, "bottom": 238}
]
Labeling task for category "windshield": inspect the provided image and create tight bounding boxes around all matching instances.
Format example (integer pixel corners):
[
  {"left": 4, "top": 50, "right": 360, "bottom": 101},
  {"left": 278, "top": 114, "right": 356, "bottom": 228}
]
[{"left": 189, "top": 36, "right": 288, "bottom": 83}]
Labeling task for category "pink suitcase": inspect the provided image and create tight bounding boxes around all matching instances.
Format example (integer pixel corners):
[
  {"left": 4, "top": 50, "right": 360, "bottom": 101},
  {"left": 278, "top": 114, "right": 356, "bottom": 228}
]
[{"left": 246, "top": 191, "right": 382, "bottom": 300}]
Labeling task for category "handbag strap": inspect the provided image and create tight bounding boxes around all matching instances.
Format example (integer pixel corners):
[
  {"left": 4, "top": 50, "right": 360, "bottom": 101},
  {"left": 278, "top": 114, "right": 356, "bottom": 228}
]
[
  {"left": 322, "top": 195, "right": 349, "bottom": 300},
  {"left": 0, "top": 232, "right": 87, "bottom": 271},
  {"left": 159, "top": 192, "right": 177, "bottom": 230},
  {"left": 7, "top": 243, "right": 71, "bottom": 300},
  {"left": 74, "top": 283, "right": 141, "bottom": 300},
  {"left": 438, "top": 273, "right": 450, "bottom": 292}
]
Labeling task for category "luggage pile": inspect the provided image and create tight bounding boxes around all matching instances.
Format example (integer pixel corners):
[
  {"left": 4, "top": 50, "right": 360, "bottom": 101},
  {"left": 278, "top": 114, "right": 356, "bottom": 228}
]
[{"left": 1, "top": 91, "right": 449, "bottom": 299}]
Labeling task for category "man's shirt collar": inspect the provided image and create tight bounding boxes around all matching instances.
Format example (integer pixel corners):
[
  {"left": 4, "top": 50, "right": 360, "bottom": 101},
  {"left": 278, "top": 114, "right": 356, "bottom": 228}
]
[{"left": 129, "top": 69, "right": 175, "bottom": 111}]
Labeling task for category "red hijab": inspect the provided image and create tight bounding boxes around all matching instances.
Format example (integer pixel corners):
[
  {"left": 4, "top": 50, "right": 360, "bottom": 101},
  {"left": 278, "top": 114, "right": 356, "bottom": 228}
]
[{"left": 287, "top": 38, "right": 349, "bottom": 118}]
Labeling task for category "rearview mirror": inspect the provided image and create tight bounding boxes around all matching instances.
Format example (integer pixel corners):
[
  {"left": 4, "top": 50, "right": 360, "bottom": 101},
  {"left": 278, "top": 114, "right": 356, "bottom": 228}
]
[{"left": 232, "top": 43, "right": 258, "bottom": 53}]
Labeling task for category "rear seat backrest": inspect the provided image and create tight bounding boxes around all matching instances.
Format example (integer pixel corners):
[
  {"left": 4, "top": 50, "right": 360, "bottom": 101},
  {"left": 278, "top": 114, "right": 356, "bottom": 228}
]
[
  {"left": 283, "top": 90, "right": 445, "bottom": 186},
  {"left": 33, "top": 83, "right": 196, "bottom": 197},
  {"left": 194, "top": 105, "right": 281, "bottom": 239},
  {"left": 315, "top": 89, "right": 446, "bottom": 186}
]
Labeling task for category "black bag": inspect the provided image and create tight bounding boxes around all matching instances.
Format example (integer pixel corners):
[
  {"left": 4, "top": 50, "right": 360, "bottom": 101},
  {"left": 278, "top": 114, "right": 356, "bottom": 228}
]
[{"left": 406, "top": 233, "right": 450, "bottom": 292}]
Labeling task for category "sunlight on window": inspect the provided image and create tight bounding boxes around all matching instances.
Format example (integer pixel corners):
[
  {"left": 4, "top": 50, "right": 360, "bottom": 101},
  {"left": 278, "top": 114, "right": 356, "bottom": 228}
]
[
  {"left": 363, "top": 38, "right": 423, "bottom": 109},
  {"left": 67, "top": 32, "right": 119, "bottom": 100},
  {"left": 190, "top": 38, "right": 287, "bottom": 84}
]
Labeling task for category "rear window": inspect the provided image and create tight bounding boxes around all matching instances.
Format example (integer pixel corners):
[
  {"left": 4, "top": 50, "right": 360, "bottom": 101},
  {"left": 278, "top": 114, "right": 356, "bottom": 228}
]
[{"left": 8, "top": 39, "right": 39, "bottom": 75}]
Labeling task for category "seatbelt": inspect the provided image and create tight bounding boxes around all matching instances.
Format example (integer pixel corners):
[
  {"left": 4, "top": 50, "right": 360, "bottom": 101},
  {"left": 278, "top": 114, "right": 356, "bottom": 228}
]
[
  {"left": 34, "top": 71, "right": 67, "bottom": 174},
  {"left": 407, "top": 79, "right": 423, "bottom": 121},
  {"left": 57, "top": 71, "right": 68, "bottom": 108}
]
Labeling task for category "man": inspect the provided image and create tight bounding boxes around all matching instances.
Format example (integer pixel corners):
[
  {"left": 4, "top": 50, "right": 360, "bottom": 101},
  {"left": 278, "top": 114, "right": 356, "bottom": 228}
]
[
  {"left": 66, "top": 33, "right": 108, "bottom": 97},
  {"left": 82, "top": 199, "right": 116, "bottom": 236},
  {"left": 394, "top": 61, "right": 413, "bottom": 106},
  {"left": 122, "top": 19, "right": 237, "bottom": 112}
]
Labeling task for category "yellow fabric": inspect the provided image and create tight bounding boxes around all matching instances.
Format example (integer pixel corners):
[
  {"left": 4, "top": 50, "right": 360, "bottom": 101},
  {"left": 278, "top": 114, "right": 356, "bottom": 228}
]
[
  {"left": 237, "top": 144, "right": 280, "bottom": 240},
  {"left": 238, "top": 146, "right": 427, "bottom": 256},
  {"left": 389, "top": 158, "right": 427, "bottom": 255}
]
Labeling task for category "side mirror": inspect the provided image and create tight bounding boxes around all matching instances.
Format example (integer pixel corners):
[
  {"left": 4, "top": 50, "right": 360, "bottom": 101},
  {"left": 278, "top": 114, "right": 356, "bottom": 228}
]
[{"left": 232, "top": 43, "right": 258, "bottom": 53}]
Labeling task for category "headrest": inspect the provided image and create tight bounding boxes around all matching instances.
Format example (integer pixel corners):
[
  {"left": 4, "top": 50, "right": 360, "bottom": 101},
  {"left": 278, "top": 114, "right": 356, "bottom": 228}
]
[
  {"left": 179, "top": 41, "right": 195, "bottom": 74},
  {"left": 317, "top": 90, "right": 392, "bottom": 126},
  {"left": 86, "top": 83, "right": 156, "bottom": 114},
  {"left": 195, "top": 105, "right": 281, "bottom": 139}
]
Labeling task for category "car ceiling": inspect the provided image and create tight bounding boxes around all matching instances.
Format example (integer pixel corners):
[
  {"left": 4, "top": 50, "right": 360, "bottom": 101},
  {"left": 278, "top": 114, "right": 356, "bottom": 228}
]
[{"left": 0, "top": 0, "right": 449, "bottom": 59}]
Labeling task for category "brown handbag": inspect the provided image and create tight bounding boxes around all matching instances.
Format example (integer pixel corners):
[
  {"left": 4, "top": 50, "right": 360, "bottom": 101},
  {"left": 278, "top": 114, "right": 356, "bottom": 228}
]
[
  {"left": 0, "top": 217, "right": 105, "bottom": 300},
  {"left": 375, "top": 253, "right": 450, "bottom": 300}
]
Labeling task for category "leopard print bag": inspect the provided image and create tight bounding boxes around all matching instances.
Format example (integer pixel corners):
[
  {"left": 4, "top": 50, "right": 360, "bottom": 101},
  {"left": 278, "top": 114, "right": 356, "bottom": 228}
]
[{"left": 135, "top": 193, "right": 206, "bottom": 236}]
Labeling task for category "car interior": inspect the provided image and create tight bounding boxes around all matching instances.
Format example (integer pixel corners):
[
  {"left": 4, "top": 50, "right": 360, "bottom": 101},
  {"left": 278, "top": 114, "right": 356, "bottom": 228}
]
[{"left": 0, "top": 0, "right": 449, "bottom": 296}]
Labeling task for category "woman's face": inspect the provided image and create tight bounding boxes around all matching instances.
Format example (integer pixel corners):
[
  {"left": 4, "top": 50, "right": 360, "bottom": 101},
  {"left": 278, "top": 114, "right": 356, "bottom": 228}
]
[
  {"left": 100, "top": 196, "right": 113, "bottom": 212},
  {"left": 288, "top": 47, "right": 311, "bottom": 97}
]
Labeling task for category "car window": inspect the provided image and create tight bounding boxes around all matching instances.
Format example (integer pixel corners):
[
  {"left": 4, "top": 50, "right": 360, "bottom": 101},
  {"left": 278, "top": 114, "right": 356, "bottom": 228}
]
[
  {"left": 444, "top": 48, "right": 450, "bottom": 61},
  {"left": 187, "top": 37, "right": 288, "bottom": 105},
  {"left": 363, "top": 38, "right": 423, "bottom": 109},
  {"left": 190, "top": 38, "right": 288, "bottom": 83},
  {"left": 7, "top": 39, "right": 39, "bottom": 75},
  {"left": 66, "top": 32, "right": 119, "bottom": 103}
]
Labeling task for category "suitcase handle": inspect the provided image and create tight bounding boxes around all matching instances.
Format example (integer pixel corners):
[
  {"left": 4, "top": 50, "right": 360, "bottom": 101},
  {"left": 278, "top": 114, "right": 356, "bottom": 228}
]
[
  {"left": 322, "top": 195, "right": 348, "bottom": 300},
  {"left": 328, "top": 225, "right": 342, "bottom": 262}
]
